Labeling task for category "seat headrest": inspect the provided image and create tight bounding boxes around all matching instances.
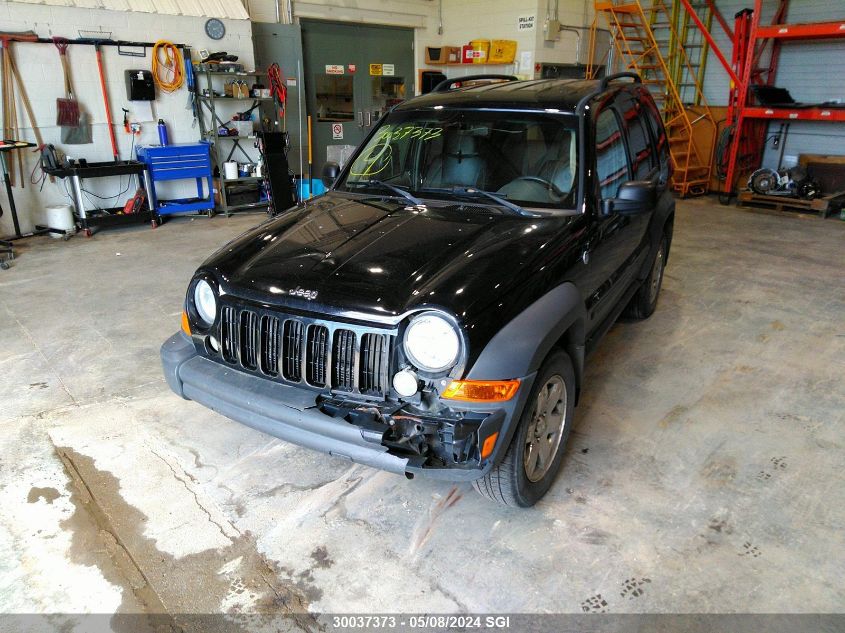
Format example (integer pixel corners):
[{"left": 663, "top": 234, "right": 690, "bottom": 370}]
[{"left": 445, "top": 133, "right": 480, "bottom": 156}]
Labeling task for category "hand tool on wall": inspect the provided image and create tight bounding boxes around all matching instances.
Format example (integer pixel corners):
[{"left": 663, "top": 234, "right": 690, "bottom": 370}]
[
  {"left": 53, "top": 37, "right": 80, "bottom": 127},
  {"left": 307, "top": 115, "right": 313, "bottom": 198},
  {"left": 94, "top": 43, "right": 119, "bottom": 161}
]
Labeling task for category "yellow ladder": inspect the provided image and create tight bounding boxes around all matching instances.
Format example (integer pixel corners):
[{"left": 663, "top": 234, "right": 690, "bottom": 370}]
[{"left": 591, "top": 1, "right": 716, "bottom": 197}]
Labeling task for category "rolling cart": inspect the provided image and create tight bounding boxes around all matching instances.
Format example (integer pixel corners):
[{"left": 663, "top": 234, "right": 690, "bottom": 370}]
[{"left": 0, "top": 140, "right": 70, "bottom": 270}]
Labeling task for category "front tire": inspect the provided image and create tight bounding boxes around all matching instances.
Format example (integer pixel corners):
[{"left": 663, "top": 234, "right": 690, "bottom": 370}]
[{"left": 473, "top": 350, "right": 576, "bottom": 507}]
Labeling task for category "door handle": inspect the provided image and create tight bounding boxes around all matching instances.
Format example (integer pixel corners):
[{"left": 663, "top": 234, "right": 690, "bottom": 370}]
[
  {"left": 358, "top": 110, "right": 363, "bottom": 127},
  {"left": 365, "top": 111, "right": 371, "bottom": 127}
]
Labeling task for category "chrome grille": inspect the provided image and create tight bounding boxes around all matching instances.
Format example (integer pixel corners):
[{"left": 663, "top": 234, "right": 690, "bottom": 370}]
[
  {"left": 306, "top": 325, "right": 329, "bottom": 387},
  {"left": 332, "top": 329, "right": 356, "bottom": 392},
  {"left": 216, "top": 302, "right": 393, "bottom": 397},
  {"left": 359, "top": 333, "right": 389, "bottom": 395},
  {"left": 282, "top": 319, "right": 303, "bottom": 382},
  {"left": 220, "top": 306, "right": 237, "bottom": 363},
  {"left": 239, "top": 310, "right": 259, "bottom": 370},
  {"left": 259, "top": 315, "right": 280, "bottom": 376}
]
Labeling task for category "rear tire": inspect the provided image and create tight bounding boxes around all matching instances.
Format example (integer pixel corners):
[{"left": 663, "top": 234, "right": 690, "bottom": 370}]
[
  {"left": 624, "top": 232, "right": 668, "bottom": 320},
  {"left": 473, "top": 350, "right": 576, "bottom": 507}
]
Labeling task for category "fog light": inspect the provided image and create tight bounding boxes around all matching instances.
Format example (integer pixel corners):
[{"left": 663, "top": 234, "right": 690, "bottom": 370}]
[
  {"left": 392, "top": 369, "right": 419, "bottom": 397},
  {"left": 208, "top": 335, "right": 219, "bottom": 352}
]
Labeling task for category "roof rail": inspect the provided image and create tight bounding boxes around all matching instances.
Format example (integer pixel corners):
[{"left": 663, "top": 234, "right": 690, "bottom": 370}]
[
  {"left": 432, "top": 74, "right": 519, "bottom": 93},
  {"left": 599, "top": 72, "right": 642, "bottom": 91}
]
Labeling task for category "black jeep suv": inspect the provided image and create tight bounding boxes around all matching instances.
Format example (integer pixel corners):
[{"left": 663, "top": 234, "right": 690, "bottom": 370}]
[{"left": 162, "top": 72, "right": 674, "bottom": 507}]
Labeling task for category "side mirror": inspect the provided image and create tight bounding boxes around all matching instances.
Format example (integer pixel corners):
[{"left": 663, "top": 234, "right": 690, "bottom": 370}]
[
  {"left": 321, "top": 161, "right": 340, "bottom": 188},
  {"left": 601, "top": 180, "right": 657, "bottom": 216}
]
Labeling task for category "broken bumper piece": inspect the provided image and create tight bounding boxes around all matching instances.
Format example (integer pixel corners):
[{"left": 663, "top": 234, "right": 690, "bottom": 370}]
[{"left": 161, "top": 332, "right": 521, "bottom": 481}]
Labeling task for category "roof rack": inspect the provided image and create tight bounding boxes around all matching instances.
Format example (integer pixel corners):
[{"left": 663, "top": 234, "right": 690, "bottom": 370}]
[
  {"left": 432, "top": 74, "right": 519, "bottom": 93},
  {"left": 599, "top": 72, "right": 642, "bottom": 91}
]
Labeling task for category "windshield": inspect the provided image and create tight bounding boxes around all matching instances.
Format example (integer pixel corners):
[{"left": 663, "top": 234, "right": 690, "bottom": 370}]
[{"left": 337, "top": 109, "right": 578, "bottom": 210}]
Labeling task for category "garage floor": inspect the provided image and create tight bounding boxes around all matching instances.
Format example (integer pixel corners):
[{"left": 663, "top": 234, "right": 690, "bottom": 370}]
[{"left": 1, "top": 199, "right": 843, "bottom": 625}]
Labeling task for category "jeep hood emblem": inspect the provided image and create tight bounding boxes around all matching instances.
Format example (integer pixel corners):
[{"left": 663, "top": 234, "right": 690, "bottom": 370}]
[{"left": 290, "top": 286, "right": 318, "bottom": 300}]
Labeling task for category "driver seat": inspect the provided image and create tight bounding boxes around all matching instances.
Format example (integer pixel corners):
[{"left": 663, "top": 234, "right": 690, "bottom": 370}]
[
  {"left": 423, "top": 133, "right": 485, "bottom": 188},
  {"left": 537, "top": 131, "right": 575, "bottom": 192}
]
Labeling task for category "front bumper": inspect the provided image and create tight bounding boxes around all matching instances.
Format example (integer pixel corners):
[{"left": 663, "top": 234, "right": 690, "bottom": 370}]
[{"left": 161, "top": 332, "right": 534, "bottom": 481}]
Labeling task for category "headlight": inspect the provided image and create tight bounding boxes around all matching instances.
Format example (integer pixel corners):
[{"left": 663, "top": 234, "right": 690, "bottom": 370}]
[
  {"left": 193, "top": 279, "right": 217, "bottom": 326},
  {"left": 403, "top": 313, "right": 461, "bottom": 373}
]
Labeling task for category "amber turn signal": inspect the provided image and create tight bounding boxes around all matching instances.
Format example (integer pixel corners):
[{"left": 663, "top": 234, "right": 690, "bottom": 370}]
[
  {"left": 181, "top": 310, "right": 192, "bottom": 336},
  {"left": 441, "top": 379, "right": 520, "bottom": 402},
  {"left": 480, "top": 432, "right": 499, "bottom": 459}
]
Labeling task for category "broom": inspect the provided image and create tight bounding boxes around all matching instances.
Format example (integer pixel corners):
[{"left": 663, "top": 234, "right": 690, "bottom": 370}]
[{"left": 53, "top": 37, "right": 80, "bottom": 127}]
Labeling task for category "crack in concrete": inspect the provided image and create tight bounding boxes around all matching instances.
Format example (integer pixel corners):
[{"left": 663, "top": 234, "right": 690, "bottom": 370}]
[{"left": 148, "top": 446, "right": 239, "bottom": 543}]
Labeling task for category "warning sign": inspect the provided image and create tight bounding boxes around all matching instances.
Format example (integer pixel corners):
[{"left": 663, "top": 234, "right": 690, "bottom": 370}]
[
  {"left": 331, "top": 123, "right": 344, "bottom": 140},
  {"left": 369, "top": 63, "right": 383, "bottom": 76},
  {"left": 382, "top": 63, "right": 395, "bottom": 76},
  {"left": 325, "top": 64, "right": 344, "bottom": 75}
]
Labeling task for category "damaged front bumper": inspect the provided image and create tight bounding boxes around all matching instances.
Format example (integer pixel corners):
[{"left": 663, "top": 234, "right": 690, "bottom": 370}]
[{"left": 161, "top": 332, "right": 534, "bottom": 481}]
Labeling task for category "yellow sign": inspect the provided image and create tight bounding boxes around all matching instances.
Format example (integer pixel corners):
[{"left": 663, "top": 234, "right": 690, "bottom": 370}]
[{"left": 369, "top": 63, "right": 383, "bottom": 76}]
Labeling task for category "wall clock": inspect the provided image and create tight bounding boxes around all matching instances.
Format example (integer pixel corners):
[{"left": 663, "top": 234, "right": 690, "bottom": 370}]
[{"left": 205, "top": 18, "right": 226, "bottom": 41}]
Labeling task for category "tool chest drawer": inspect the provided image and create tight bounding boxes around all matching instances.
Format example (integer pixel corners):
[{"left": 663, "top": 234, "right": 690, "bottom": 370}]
[{"left": 137, "top": 143, "right": 212, "bottom": 181}]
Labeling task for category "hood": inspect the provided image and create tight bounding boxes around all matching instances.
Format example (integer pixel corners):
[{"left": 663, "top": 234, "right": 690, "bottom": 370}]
[{"left": 204, "top": 193, "right": 581, "bottom": 323}]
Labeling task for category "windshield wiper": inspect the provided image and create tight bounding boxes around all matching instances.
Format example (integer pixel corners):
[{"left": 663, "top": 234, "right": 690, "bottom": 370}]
[
  {"left": 419, "top": 186, "right": 532, "bottom": 216},
  {"left": 346, "top": 180, "right": 423, "bottom": 206}
]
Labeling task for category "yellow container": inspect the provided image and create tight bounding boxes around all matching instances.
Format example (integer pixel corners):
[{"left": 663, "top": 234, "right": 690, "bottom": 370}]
[
  {"left": 489, "top": 39, "right": 517, "bottom": 64},
  {"left": 469, "top": 39, "right": 490, "bottom": 64}
]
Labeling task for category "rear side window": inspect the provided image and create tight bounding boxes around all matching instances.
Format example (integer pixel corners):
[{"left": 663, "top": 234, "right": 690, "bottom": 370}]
[
  {"left": 595, "top": 109, "right": 630, "bottom": 199},
  {"left": 641, "top": 97, "right": 670, "bottom": 183}
]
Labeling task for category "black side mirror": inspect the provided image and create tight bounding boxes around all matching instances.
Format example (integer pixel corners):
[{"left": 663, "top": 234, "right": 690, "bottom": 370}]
[
  {"left": 601, "top": 180, "right": 657, "bottom": 216},
  {"left": 321, "top": 161, "right": 340, "bottom": 188}
]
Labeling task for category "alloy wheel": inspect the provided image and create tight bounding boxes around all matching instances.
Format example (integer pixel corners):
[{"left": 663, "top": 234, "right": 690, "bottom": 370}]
[{"left": 523, "top": 375, "right": 567, "bottom": 483}]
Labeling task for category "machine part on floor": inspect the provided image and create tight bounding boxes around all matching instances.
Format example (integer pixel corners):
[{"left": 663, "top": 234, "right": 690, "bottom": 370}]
[
  {"left": 748, "top": 165, "right": 820, "bottom": 199},
  {"left": 53, "top": 37, "right": 81, "bottom": 128},
  {"left": 152, "top": 40, "right": 185, "bottom": 93}
]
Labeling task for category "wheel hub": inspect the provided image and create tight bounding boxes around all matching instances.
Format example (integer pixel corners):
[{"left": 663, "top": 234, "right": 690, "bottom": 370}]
[{"left": 523, "top": 375, "right": 567, "bottom": 483}]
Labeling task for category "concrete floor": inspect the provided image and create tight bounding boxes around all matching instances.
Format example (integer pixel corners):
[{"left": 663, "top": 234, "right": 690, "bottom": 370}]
[{"left": 1, "top": 200, "right": 843, "bottom": 628}]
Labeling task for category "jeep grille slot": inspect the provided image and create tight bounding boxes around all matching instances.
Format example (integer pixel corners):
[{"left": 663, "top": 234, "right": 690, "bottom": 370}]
[
  {"left": 239, "top": 310, "right": 259, "bottom": 370},
  {"left": 259, "top": 315, "right": 280, "bottom": 376},
  {"left": 282, "top": 319, "right": 304, "bottom": 382},
  {"left": 220, "top": 306, "right": 237, "bottom": 363},
  {"left": 306, "top": 324, "right": 329, "bottom": 387},
  {"left": 332, "top": 329, "right": 356, "bottom": 392},
  {"left": 360, "top": 333, "right": 389, "bottom": 395}
]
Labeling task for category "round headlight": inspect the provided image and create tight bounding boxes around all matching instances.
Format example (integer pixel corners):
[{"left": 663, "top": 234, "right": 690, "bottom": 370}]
[
  {"left": 193, "top": 279, "right": 217, "bottom": 326},
  {"left": 403, "top": 313, "right": 461, "bottom": 373}
]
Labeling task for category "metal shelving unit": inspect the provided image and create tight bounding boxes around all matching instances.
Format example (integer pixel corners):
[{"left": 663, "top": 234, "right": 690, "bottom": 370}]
[
  {"left": 193, "top": 68, "right": 278, "bottom": 215},
  {"left": 677, "top": 0, "right": 845, "bottom": 197}
]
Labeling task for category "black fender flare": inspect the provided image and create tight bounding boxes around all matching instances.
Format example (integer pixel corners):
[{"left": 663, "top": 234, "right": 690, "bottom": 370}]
[
  {"left": 638, "top": 191, "right": 675, "bottom": 280},
  {"left": 466, "top": 282, "right": 586, "bottom": 391}
]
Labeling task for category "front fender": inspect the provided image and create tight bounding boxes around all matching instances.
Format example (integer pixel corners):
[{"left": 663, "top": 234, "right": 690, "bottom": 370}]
[{"left": 466, "top": 282, "right": 586, "bottom": 388}]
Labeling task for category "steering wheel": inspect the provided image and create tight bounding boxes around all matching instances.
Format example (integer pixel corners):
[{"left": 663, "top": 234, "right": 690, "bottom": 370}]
[{"left": 509, "top": 176, "right": 566, "bottom": 198}]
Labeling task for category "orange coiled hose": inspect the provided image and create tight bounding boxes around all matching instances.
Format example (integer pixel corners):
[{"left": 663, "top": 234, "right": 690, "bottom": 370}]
[{"left": 152, "top": 40, "right": 184, "bottom": 93}]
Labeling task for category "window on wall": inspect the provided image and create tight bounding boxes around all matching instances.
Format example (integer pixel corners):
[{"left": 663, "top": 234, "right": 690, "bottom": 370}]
[{"left": 595, "top": 109, "right": 630, "bottom": 199}]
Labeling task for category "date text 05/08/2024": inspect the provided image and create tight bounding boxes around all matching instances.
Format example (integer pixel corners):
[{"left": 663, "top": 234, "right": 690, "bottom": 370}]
[{"left": 331, "top": 615, "right": 512, "bottom": 629}]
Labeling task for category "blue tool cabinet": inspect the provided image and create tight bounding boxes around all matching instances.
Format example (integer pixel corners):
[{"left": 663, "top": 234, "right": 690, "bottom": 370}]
[{"left": 136, "top": 142, "right": 214, "bottom": 215}]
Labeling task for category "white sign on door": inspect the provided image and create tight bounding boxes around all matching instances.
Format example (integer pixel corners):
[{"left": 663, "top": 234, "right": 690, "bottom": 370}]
[
  {"left": 518, "top": 14, "right": 536, "bottom": 31},
  {"left": 382, "top": 63, "right": 395, "bottom": 76},
  {"left": 325, "top": 64, "right": 344, "bottom": 75},
  {"left": 332, "top": 123, "right": 344, "bottom": 140}
]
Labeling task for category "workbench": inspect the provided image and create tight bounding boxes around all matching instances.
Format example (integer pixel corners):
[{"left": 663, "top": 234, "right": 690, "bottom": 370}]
[{"left": 46, "top": 160, "right": 155, "bottom": 236}]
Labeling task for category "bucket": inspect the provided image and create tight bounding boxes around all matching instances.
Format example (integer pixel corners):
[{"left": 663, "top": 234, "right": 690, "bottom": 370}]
[
  {"left": 469, "top": 39, "right": 490, "bottom": 64},
  {"left": 44, "top": 204, "right": 75, "bottom": 238},
  {"left": 223, "top": 161, "right": 239, "bottom": 180}
]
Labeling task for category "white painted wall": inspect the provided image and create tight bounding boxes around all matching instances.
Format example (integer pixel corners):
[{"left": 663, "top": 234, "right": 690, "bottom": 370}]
[
  {"left": 0, "top": 2, "right": 253, "bottom": 236},
  {"left": 700, "top": 0, "right": 845, "bottom": 168}
]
